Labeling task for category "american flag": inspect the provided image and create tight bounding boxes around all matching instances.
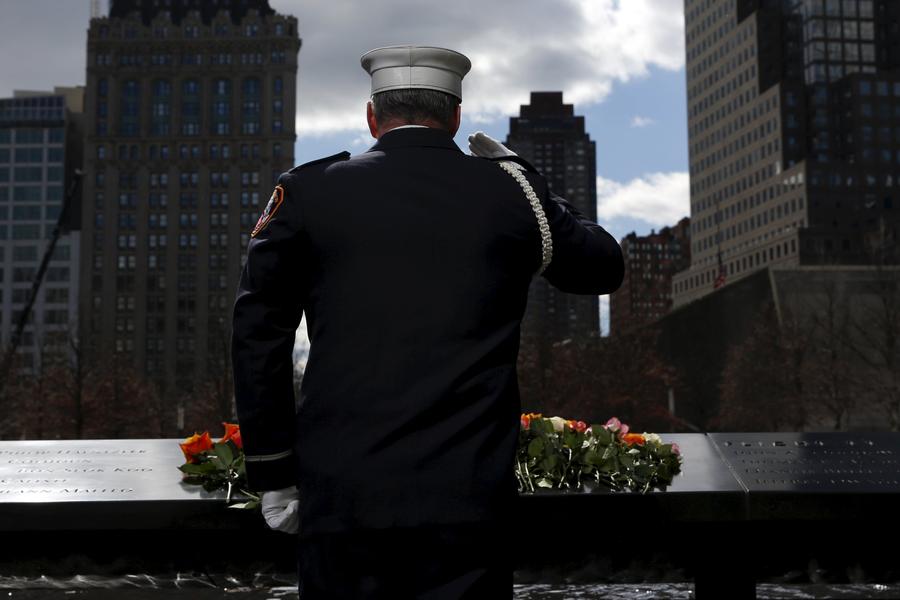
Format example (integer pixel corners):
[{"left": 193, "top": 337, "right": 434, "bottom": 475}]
[{"left": 713, "top": 261, "right": 726, "bottom": 289}]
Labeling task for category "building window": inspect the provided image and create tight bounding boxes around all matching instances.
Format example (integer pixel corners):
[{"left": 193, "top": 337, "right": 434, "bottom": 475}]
[
  {"left": 151, "top": 79, "right": 172, "bottom": 136},
  {"left": 181, "top": 79, "right": 200, "bottom": 135},
  {"left": 119, "top": 80, "right": 140, "bottom": 137},
  {"left": 241, "top": 77, "right": 261, "bottom": 135},
  {"left": 212, "top": 79, "right": 231, "bottom": 135}
]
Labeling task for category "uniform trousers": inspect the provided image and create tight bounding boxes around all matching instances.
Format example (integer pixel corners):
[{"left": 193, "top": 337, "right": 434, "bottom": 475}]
[{"left": 296, "top": 521, "right": 515, "bottom": 599}]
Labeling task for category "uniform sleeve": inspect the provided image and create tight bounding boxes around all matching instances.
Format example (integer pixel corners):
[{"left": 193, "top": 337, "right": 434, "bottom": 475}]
[
  {"left": 530, "top": 173, "right": 624, "bottom": 295},
  {"left": 231, "top": 172, "right": 304, "bottom": 492}
]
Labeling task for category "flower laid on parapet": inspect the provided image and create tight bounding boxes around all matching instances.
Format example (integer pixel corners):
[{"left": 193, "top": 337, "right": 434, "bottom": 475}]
[
  {"left": 516, "top": 414, "right": 682, "bottom": 494},
  {"left": 177, "top": 422, "right": 260, "bottom": 510},
  {"left": 178, "top": 416, "right": 683, "bottom": 510}
]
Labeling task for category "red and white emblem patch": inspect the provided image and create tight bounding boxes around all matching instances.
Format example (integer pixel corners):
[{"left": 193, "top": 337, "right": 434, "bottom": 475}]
[{"left": 251, "top": 184, "right": 285, "bottom": 238}]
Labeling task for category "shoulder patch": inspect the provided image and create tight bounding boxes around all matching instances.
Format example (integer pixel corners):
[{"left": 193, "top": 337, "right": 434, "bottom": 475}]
[
  {"left": 250, "top": 184, "right": 285, "bottom": 238},
  {"left": 288, "top": 151, "right": 351, "bottom": 174}
]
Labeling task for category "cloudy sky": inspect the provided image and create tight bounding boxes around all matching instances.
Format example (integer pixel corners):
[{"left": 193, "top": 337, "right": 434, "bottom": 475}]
[{"left": 0, "top": 0, "right": 690, "bottom": 337}]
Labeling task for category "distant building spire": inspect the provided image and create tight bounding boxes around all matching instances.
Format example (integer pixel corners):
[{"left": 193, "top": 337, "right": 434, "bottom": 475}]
[{"left": 90, "top": 0, "right": 101, "bottom": 18}]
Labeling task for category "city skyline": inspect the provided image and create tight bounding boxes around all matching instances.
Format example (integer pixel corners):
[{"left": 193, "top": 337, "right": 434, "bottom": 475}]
[{"left": 0, "top": 0, "right": 691, "bottom": 248}]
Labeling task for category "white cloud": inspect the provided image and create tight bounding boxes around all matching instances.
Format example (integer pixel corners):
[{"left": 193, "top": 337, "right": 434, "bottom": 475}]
[
  {"left": 271, "top": 0, "right": 685, "bottom": 136},
  {"left": 349, "top": 131, "right": 375, "bottom": 148},
  {"left": 630, "top": 115, "right": 655, "bottom": 128},
  {"left": 596, "top": 172, "right": 689, "bottom": 227},
  {"left": 0, "top": 1, "right": 685, "bottom": 139}
]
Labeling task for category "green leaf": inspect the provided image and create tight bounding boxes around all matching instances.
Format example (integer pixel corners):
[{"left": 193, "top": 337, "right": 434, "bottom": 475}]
[
  {"left": 202, "top": 478, "right": 224, "bottom": 492},
  {"left": 592, "top": 426, "right": 612, "bottom": 445},
  {"left": 539, "top": 455, "right": 558, "bottom": 471},
  {"left": 179, "top": 461, "right": 218, "bottom": 475},
  {"left": 527, "top": 437, "right": 545, "bottom": 458},
  {"left": 214, "top": 442, "right": 234, "bottom": 467},
  {"left": 532, "top": 419, "right": 554, "bottom": 435}
]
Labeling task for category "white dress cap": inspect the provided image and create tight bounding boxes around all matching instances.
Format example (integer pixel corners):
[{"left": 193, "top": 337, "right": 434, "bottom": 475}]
[{"left": 360, "top": 45, "right": 472, "bottom": 100}]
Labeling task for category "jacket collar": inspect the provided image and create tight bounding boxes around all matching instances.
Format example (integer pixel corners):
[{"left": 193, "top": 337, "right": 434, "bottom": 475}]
[{"left": 367, "top": 126, "right": 462, "bottom": 153}]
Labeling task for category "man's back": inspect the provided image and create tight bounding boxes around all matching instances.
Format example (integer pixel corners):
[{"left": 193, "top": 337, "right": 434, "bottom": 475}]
[
  {"left": 233, "top": 124, "right": 625, "bottom": 540},
  {"left": 233, "top": 45, "right": 625, "bottom": 597},
  {"left": 292, "top": 126, "right": 545, "bottom": 536}
]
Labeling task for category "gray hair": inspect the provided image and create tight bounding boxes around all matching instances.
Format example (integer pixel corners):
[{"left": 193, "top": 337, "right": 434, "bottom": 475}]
[{"left": 371, "top": 88, "right": 459, "bottom": 131}]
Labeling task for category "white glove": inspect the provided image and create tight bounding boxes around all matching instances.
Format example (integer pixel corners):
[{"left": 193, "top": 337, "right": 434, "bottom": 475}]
[
  {"left": 468, "top": 131, "right": 526, "bottom": 171},
  {"left": 260, "top": 485, "right": 300, "bottom": 534}
]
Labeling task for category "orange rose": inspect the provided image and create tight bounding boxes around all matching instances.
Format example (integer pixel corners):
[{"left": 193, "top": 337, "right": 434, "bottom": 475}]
[
  {"left": 219, "top": 422, "right": 242, "bottom": 449},
  {"left": 179, "top": 431, "right": 214, "bottom": 463},
  {"left": 623, "top": 433, "right": 646, "bottom": 446},
  {"left": 520, "top": 412, "right": 543, "bottom": 430}
]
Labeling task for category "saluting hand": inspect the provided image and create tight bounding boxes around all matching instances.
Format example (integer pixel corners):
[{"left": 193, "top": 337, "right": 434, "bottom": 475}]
[
  {"left": 260, "top": 485, "right": 300, "bottom": 534},
  {"left": 467, "top": 131, "right": 525, "bottom": 171}
]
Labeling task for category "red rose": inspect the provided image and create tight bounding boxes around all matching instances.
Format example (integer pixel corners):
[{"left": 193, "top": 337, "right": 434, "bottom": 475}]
[
  {"left": 218, "top": 422, "right": 242, "bottom": 449},
  {"left": 179, "top": 431, "right": 214, "bottom": 464}
]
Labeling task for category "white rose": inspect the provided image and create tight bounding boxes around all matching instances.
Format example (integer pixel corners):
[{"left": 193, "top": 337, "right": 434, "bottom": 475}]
[
  {"left": 643, "top": 433, "right": 662, "bottom": 445},
  {"left": 548, "top": 416, "right": 567, "bottom": 433}
]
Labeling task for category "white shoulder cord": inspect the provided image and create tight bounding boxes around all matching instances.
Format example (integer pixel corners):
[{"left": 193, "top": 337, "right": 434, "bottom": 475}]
[{"left": 497, "top": 161, "right": 553, "bottom": 276}]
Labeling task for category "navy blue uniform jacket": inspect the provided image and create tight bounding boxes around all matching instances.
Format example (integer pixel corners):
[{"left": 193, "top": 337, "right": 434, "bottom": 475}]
[{"left": 232, "top": 126, "right": 624, "bottom": 537}]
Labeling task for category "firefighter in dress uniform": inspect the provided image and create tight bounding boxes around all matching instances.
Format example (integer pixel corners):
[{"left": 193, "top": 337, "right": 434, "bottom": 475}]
[{"left": 231, "top": 45, "right": 624, "bottom": 599}]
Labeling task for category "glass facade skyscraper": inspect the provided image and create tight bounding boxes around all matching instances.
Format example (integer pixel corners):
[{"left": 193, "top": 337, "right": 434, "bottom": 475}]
[
  {"left": 0, "top": 88, "right": 84, "bottom": 374},
  {"left": 673, "top": 0, "right": 900, "bottom": 307}
]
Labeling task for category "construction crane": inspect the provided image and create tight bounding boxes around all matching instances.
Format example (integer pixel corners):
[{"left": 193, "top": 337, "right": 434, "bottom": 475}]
[{"left": 0, "top": 170, "right": 82, "bottom": 398}]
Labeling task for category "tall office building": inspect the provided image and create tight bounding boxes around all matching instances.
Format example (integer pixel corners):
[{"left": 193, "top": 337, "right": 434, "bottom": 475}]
[
  {"left": 0, "top": 88, "right": 84, "bottom": 374},
  {"left": 610, "top": 217, "right": 690, "bottom": 334},
  {"left": 506, "top": 92, "right": 600, "bottom": 347},
  {"left": 81, "top": 0, "right": 299, "bottom": 398},
  {"left": 673, "top": 0, "right": 900, "bottom": 307}
]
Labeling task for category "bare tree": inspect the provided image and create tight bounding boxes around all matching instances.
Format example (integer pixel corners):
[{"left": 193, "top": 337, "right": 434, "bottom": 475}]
[
  {"left": 844, "top": 266, "right": 900, "bottom": 430},
  {"left": 714, "top": 306, "right": 809, "bottom": 431},
  {"left": 517, "top": 322, "right": 679, "bottom": 432},
  {"left": 204, "top": 316, "right": 235, "bottom": 422},
  {"left": 800, "top": 278, "right": 860, "bottom": 430}
]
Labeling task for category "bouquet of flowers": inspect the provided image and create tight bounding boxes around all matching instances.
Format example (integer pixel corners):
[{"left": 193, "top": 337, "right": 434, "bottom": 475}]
[
  {"left": 177, "top": 422, "right": 260, "bottom": 510},
  {"left": 516, "top": 414, "right": 682, "bottom": 494},
  {"left": 178, "top": 415, "right": 682, "bottom": 509}
]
